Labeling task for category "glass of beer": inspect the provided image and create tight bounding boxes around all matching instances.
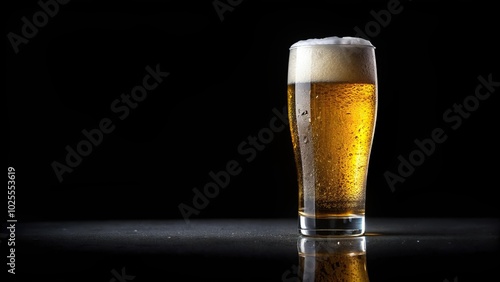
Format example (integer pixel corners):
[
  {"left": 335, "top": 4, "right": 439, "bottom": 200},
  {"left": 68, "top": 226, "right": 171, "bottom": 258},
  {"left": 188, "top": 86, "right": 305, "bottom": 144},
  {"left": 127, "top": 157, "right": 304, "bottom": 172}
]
[
  {"left": 298, "top": 236, "right": 369, "bottom": 281},
  {"left": 287, "top": 36, "right": 377, "bottom": 236}
]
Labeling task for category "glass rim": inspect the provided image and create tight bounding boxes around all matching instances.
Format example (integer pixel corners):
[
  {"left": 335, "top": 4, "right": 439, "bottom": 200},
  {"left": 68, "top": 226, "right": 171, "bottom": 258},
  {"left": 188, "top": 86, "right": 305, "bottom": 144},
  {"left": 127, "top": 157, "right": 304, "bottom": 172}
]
[
  {"left": 289, "top": 44, "right": 376, "bottom": 50},
  {"left": 289, "top": 36, "right": 375, "bottom": 50}
]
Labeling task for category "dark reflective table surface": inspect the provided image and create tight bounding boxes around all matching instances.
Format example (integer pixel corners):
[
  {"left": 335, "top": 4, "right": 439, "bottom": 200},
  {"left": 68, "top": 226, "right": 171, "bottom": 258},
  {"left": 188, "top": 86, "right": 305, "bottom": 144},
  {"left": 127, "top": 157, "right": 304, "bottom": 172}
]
[{"left": 11, "top": 218, "right": 500, "bottom": 281}]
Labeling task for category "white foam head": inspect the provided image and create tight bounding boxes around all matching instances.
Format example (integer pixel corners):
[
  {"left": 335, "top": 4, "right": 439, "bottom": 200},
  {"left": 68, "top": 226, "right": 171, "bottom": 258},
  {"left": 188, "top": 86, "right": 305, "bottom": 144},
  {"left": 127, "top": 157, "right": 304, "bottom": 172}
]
[{"left": 288, "top": 36, "right": 376, "bottom": 84}]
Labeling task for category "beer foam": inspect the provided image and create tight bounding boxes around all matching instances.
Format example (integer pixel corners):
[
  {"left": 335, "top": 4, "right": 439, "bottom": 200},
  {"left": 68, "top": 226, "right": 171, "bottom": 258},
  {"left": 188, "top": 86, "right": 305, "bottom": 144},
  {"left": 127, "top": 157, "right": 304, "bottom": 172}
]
[
  {"left": 288, "top": 36, "right": 376, "bottom": 84},
  {"left": 290, "top": 36, "right": 373, "bottom": 49}
]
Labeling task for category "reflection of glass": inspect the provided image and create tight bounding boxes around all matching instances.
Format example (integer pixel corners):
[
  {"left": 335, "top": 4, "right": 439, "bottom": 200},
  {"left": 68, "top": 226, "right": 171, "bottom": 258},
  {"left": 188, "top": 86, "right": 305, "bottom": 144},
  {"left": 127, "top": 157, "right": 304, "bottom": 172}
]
[
  {"left": 297, "top": 236, "right": 369, "bottom": 282},
  {"left": 287, "top": 36, "right": 377, "bottom": 236}
]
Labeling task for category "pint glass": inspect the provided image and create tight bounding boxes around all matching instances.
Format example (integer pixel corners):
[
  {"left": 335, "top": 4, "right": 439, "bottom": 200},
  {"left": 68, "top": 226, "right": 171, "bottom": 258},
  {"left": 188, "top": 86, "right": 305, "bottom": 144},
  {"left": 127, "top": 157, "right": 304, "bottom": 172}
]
[{"left": 287, "top": 36, "right": 377, "bottom": 236}]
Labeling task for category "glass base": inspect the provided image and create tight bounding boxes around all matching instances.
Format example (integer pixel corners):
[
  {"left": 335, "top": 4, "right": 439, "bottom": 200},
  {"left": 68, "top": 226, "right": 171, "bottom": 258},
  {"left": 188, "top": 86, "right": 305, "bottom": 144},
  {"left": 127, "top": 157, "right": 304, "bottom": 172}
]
[{"left": 299, "top": 215, "right": 365, "bottom": 236}]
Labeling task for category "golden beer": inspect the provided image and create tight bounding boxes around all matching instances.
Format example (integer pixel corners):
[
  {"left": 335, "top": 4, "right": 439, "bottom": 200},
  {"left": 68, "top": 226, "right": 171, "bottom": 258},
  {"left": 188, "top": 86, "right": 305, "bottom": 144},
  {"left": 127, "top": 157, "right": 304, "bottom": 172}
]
[
  {"left": 298, "top": 236, "right": 369, "bottom": 282},
  {"left": 287, "top": 37, "right": 377, "bottom": 236}
]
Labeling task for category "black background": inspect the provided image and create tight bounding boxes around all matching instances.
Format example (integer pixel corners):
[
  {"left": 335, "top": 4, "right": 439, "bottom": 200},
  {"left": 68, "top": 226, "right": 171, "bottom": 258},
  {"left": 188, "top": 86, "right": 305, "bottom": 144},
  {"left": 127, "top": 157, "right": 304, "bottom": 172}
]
[{"left": 6, "top": 0, "right": 499, "bottom": 222}]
